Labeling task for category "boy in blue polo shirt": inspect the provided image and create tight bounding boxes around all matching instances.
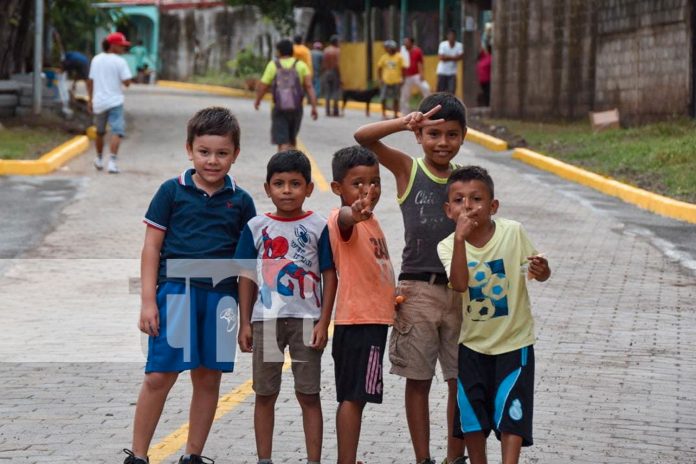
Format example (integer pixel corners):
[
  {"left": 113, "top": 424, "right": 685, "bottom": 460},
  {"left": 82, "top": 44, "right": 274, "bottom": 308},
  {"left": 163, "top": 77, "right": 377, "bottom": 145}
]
[{"left": 123, "top": 107, "right": 256, "bottom": 464}]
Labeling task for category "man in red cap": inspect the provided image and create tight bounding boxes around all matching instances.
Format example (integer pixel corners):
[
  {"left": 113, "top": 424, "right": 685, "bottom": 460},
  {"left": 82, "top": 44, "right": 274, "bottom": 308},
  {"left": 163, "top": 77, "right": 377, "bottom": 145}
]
[{"left": 87, "top": 32, "right": 133, "bottom": 173}]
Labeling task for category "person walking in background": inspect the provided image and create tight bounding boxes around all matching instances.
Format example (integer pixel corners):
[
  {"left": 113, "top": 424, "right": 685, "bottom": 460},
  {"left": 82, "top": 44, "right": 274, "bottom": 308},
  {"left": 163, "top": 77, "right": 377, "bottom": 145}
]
[
  {"left": 476, "top": 43, "right": 492, "bottom": 107},
  {"left": 436, "top": 29, "right": 463, "bottom": 95},
  {"left": 254, "top": 39, "right": 318, "bottom": 152},
  {"left": 87, "top": 32, "right": 133, "bottom": 174},
  {"left": 400, "top": 36, "right": 430, "bottom": 113},
  {"left": 61, "top": 51, "right": 90, "bottom": 93},
  {"left": 376, "top": 40, "right": 404, "bottom": 119},
  {"left": 293, "top": 35, "right": 313, "bottom": 76},
  {"left": 321, "top": 35, "right": 341, "bottom": 117},
  {"left": 310, "top": 42, "right": 323, "bottom": 99}
]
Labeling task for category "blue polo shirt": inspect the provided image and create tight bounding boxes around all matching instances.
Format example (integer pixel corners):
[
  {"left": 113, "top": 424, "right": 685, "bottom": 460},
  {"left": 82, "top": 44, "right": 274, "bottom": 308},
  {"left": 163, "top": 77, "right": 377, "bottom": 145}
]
[{"left": 143, "top": 169, "right": 256, "bottom": 292}]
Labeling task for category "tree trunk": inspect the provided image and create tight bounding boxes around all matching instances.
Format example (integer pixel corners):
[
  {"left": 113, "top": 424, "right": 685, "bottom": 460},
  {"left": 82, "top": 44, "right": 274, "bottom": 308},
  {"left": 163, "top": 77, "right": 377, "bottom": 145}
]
[{"left": 0, "top": 0, "right": 34, "bottom": 79}]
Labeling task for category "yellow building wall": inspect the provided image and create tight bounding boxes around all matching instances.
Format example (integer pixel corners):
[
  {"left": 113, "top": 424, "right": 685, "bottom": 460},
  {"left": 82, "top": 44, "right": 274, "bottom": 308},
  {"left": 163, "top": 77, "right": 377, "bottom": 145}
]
[{"left": 339, "top": 41, "right": 463, "bottom": 100}]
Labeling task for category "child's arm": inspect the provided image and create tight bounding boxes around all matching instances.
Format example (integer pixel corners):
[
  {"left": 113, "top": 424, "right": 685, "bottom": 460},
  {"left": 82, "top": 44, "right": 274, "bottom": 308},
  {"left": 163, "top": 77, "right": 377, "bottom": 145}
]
[
  {"left": 302, "top": 72, "right": 318, "bottom": 120},
  {"left": 311, "top": 268, "right": 337, "bottom": 349},
  {"left": 448, "top": 210, "right": 479, "bottom": 292},
  {"left": 354, "top": 105, "right": 444, "bottom": 196},
  {"left": 140, "top": 226, "right": 165, "bottom": 336},
  {"left": 337, "top": 183, "right": 377, "bottom": 239},
  {"left": 237, "top": 274, "right": 257, "bottom": 352},
  {"left": 527, "top": 255, "right": 551, "bottom": 282}
]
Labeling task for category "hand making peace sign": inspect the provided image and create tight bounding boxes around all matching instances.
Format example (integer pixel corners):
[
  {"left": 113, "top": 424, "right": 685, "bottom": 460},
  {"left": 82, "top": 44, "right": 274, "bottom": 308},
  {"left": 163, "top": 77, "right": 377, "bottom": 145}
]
[
  {"left": 350, "top": 182, "right": 379, "bottom": 223},
  {"left": 403, "top": 104, "right": 445, "bottom": 132}
]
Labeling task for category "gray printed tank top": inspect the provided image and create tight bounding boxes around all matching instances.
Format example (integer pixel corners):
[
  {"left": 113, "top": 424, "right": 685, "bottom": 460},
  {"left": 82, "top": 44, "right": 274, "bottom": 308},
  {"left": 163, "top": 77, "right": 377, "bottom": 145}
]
[{"left": 398, "top": 158, "right": 456, "bottom": 273}]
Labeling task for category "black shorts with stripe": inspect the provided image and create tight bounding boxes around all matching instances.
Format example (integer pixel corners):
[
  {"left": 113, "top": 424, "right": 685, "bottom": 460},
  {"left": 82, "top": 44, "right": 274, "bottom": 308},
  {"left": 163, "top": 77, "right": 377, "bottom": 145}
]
[
  {"left": 332, "top": 324, "right": 388, "bottom": 403},
  {"left": 454, "top": 344, "right": 535, "bottom": 446}
]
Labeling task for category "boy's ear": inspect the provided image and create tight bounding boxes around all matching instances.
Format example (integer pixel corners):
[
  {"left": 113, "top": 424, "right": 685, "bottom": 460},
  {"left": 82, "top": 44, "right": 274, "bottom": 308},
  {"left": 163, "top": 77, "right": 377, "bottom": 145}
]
[
  {"left": 231, "top": 146, "right": 240, "bottom": 163},
  {"left": 461, "top": 127, "right": 468, "bottom": 144},
  {"left": 330, "top": 180, "right": 342, "bottom": 196},
  {"left": 185, "top": 143, "right": 193, "bottom": 160},
  {"left": 263, "top": 182, "right": 271, "bottom": 198},
  {"left": 414, "top": 128, "right": 423, "bottom": 144},
  {"left": 491, "top": 198, "right": 499, "bottom": 215},
  {"left": 443, "top": 201, "right": 454, "bottom": 220},
  {"left": 306, "top": 181, "right": 315, "bottom": 197}
]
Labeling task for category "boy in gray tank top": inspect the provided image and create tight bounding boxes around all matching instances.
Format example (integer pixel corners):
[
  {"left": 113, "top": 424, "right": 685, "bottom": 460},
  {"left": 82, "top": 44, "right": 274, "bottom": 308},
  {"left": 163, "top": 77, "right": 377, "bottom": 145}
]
[{"left": 354, "top": 93, "right": 468, "bottom": 464}]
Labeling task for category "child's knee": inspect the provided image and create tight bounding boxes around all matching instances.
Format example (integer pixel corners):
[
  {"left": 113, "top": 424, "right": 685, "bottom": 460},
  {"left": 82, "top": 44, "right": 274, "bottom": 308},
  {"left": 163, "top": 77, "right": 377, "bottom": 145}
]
[
  {"left": 295, "top": 391, "right": 321, "bottom": 408},
  {"left": 143, "top": 372, "right": 178, "bottom": 392},
  {"left": 190, "top": 367, "right": 222, "bottom": 390}
]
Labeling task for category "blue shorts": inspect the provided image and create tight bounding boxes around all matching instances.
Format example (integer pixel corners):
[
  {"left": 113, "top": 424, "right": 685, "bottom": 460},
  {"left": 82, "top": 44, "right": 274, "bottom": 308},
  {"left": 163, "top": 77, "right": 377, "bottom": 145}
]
[
  {"left": 455, "top": 344, "right": 535, "bottom": 446},
  {"left": 94, "top": 104, "right": 125, "bottom": 137},
  {"left": 145, "top": 281, "right": 238, "bottom": 373}
]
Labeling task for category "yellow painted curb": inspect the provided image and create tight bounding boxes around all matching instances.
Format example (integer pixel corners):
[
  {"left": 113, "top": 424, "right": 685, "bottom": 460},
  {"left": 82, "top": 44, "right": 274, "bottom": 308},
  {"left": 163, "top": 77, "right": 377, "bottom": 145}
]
[
  {"left": 0, "top": 135, "right": 90, "bottom": 176},
  {"left": 513, "top": 147, "right": 696, "bottom": 224},
  {"left": 465, "top": 128, "right": 508, "bottom": 151}
]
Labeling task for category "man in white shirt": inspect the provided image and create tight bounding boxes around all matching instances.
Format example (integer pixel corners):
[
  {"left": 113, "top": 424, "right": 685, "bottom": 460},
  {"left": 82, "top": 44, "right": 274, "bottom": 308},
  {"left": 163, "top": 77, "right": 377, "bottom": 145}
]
[
  {"left": 87, "top": 32, "right": 133, "bottom": 173},
  {"left": 436, "top": 29, "right": 463, "bottom": 95}
]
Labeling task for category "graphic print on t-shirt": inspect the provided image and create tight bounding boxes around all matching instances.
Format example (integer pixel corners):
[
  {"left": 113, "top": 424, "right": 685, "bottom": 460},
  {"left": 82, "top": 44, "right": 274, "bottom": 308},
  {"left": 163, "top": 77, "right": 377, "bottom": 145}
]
[
  {"left": 260, "top": 225, "right": 321, "bottom": 309},
  {"left": 467, "top": 258, "right": 509, "bottom": 321}
]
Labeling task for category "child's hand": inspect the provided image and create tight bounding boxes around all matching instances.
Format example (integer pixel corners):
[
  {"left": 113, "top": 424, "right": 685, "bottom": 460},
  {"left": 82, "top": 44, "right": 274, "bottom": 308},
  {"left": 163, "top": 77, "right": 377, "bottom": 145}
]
[
  {"left": 403, "top": 104, "right": 445, "bottom": 132},
  {"left": 238, "top": 323, "right": 253, "bottom": 353},
  {"left": 139, "top": 302, "right": 160, "bottom": 337},
  {"left": 526, "top": 254, "right": 550, "bottom": 281},
  {"left": 310, "top": 320, "right": 329, "bottom": 350},
  {"left": 350, "top": 183, "right": 377, "bottom": 223},
  {"left": 454, "top": 207, "right": 481, "bottom": 242}
]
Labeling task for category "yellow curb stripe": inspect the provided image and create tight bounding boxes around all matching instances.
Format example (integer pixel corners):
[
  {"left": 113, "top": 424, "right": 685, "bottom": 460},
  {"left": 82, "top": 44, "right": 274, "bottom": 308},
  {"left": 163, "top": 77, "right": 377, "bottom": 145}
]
[
  {"left": 158, "top": 80, "right": 255, "bottom": 99},
  {"left": 0, "top": 135, "right": 89, "bottom": 176},
  {"left": 513, "top": 147, "right": 696, "bottom": 224},
  {"left": 148, "top": 324, "right": 334, "bottom": 462},
  {"left": 297, "top": 138, "right": 330, "bottom": 192},
  {"left": 465, "top": 128, "right": 508, "bottom": 151}
]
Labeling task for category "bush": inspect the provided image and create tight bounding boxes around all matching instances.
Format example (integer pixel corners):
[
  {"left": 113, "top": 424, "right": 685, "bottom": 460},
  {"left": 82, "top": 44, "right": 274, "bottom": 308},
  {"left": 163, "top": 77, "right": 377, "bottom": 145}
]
[{"left": 227, "top": 47, "right": 266, "bottom": 79}]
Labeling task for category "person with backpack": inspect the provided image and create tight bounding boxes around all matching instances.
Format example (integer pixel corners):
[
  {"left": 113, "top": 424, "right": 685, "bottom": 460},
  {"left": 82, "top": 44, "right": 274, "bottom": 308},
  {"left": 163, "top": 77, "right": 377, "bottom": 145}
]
[{"left": 255, "top": 39, "right": 318, "bottom": 152}]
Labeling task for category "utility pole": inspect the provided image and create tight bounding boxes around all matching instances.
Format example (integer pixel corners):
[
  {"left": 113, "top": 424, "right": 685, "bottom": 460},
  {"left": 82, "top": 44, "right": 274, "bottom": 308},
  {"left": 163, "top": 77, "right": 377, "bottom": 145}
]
[{"left": 33, "top": 0, "right": 44, "bottom": 115}]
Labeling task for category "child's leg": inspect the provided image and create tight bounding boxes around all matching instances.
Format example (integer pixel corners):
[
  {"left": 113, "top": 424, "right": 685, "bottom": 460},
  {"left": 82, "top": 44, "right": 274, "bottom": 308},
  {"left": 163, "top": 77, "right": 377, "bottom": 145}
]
[
  {"left": 185, "top": 366, "right": 222, "bottom": 454},
  {"left": 446, "top": 378, "right": 465, "bottom": 461},
  {"left": 393, "top": 94, "right": 400, "bottom": 118},
  {"left": 405, "top": 378, "right": 432, "bottom": 462},
  {"left": 381, "top": 98, "right": 387, "bottom": 118},
  {"left": 255, "top": 393, "right": 279, "bottom": 460},
  {"left": 501, "top": 433, "right": 522, "bottom": 464},
  {"left": 464, "top": 432, "right": 487, "bottom": 464},
  {"left": 131, "top": 372, "right": 179, "bottom": 456},
  {"left": 296, "top": 392, "right": 323, "bottom": 462},
  {"left": 336, "top": 400, "right": 366, "bottom": 464}
]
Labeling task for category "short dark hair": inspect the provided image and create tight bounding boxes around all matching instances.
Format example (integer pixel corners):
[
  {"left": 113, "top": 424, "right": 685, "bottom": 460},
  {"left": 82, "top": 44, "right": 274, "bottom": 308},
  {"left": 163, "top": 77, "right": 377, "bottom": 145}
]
[
  {"left": 276, "top": 39, "right": 294, "bottom": 57},
  {"left": 186, "top": 107, "right": 240, "bottom": 149},
  {"left": 332, "top": 145, "right": 378, "bottom": 182},
  {"left": 102, "top": 39, "right": 110, "bottom": 52},
  {"left": 293, "top": 34, "right": 303, "bottom": 44},
  {"left": 447, "top": 165, "right": 495, "bottom": 198},
  {"left": 418, "top": 92, "right": 467, "bottom": 131},
  {"left": 266, "top": 149, "right": 312, "bottom": 183},
  {"left": 330, "top": 34, "right": 339, "bottom": 46}
]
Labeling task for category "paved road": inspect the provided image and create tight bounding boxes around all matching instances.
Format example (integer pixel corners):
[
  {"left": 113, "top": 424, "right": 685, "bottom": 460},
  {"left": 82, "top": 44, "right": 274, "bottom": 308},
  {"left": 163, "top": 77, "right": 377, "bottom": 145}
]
[{"left": 1, "top": 86, "right": 694, "bottom": 463}]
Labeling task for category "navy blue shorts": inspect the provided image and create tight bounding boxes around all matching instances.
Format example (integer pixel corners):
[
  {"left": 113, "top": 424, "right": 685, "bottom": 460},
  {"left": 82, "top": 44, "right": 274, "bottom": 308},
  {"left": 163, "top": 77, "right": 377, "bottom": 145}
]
[
  {"left": 332, "top": 324, "right": 388, "bottom": 403},
  {"left": 455, "top": 344, "right": 535, "bottom": 446},
  {"left": 145, "top": 281, "right": 238, "bottom": 373}
]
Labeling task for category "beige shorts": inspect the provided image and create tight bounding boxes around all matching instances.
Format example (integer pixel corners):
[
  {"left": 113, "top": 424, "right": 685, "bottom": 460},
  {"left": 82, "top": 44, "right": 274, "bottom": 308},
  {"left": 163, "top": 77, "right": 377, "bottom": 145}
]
[
  {"left": 252, "top": 318, "right": 323, "bottom": 396},
  {"left": 389, "top": 280, "right": 462, "bottom": 380}
]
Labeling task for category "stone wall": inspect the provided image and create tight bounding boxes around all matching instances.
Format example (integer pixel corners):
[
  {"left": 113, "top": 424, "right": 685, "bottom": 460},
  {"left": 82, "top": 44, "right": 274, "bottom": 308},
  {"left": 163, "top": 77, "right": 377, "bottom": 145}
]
[
  {"left": 159, "top": 5, "right": 279, "bottom": 81},
  {"left": 492, "top": 0, "right": 692, "bottom": 123}
]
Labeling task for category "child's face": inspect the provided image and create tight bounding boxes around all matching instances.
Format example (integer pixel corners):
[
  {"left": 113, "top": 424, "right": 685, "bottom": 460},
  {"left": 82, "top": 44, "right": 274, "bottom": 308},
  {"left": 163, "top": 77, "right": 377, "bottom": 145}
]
[
  {"left": 265, "top": 171, "right": 314, "bottom": 218},
  {"left": 186, "top": 134, "right": 239, "bottom": 189},
  {"left": 415, "top": 120, "right": 466, "bottom": 168},
  {"left": 445, "top": 180, "right": 498, "bottom": 226},
  {"left": 331, "top": 164, "right": 381, "bottom": 208}
]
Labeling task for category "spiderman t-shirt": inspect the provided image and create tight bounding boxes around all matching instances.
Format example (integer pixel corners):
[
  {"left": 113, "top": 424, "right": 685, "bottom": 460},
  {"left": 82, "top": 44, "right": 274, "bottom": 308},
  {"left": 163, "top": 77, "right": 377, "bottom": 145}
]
[{"left": 234, "top": 211, "right": 333, "bottom": 321}]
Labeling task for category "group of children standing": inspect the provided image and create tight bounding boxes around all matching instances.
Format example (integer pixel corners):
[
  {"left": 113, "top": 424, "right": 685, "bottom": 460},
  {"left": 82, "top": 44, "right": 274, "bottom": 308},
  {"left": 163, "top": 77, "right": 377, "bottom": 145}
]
[{"left": 123, "top": 92, "right": 550, "bottom": 464}]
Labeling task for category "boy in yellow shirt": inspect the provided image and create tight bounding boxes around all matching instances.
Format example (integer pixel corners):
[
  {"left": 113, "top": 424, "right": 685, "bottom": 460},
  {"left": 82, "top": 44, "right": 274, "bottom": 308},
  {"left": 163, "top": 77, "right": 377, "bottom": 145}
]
[{"left": 377, "top": 40, "right": 404, "bottom": 119}]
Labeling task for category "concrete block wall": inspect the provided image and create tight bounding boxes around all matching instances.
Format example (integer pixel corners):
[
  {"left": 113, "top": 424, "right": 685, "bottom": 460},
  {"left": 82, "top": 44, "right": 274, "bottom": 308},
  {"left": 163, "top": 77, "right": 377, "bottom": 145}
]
[{"left": 491, "top": 0, "right": 692, "bottom": 123}]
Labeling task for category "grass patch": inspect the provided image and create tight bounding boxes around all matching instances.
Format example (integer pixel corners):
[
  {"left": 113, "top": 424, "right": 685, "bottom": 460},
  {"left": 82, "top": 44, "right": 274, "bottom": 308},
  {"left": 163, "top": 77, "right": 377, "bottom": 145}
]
[
  {"left": 0, "top": 125, "right": 74, "bottom": 161},
  {"left": 484, "top": 118, "right": 696, "bottom": 203}
]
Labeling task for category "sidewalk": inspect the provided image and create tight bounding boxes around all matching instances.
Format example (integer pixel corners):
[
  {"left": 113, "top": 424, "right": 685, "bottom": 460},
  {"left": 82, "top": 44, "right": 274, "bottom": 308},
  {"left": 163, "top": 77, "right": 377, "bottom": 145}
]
[{"left": 0, "top": 86, "right": 694, "bottom": 463}]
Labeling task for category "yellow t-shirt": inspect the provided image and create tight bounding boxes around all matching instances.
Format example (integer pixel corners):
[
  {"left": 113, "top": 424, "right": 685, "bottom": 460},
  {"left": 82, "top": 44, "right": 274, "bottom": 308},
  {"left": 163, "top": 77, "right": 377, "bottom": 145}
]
[
  {"left": 437, "top": 218, "right": 538, "bottom": 355},
  {"left": 377, "top": 52, "right": 404, "bottom": 85},
  {"left": 328, "top": 209, "right": 396, "bottom": 325},
  {"left": 293, "top": 44, "right": 313, "bottom": 75},
  {"left": 260, "top": 57, "right": 310, "bottom": 86}
]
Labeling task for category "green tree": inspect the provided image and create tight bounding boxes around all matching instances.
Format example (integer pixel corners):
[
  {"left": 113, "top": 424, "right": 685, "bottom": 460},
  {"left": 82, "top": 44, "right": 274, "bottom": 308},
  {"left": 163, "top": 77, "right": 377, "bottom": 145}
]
[
  {"left": 226, "top": 0, "right": 295, "bottom": 34},
  {"left": 49, "top": 0, "right": 116, "bottom": 56}
]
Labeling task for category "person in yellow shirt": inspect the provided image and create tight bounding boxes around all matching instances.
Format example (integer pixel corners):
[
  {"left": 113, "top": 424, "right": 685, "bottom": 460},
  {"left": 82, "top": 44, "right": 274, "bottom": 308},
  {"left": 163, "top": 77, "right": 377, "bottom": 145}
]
[
  {"left": 438, "top": 165, "right": 551, "bottom": 464},
  {"left": 377, "top": 40, "right": 404, "bottom": 119},
  {"left": 293, "top": 35, "right": 313, "bottom": 76}
]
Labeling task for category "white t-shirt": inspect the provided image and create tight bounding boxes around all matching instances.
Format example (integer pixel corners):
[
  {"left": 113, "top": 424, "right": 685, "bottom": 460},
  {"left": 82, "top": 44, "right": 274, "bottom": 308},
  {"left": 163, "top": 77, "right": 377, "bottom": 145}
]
[
  {"left": 436, "top": 40, "right": 463, "bottom": 76},
  {"left": 89, "top": 52, "right": 132, "bottom": 114}
]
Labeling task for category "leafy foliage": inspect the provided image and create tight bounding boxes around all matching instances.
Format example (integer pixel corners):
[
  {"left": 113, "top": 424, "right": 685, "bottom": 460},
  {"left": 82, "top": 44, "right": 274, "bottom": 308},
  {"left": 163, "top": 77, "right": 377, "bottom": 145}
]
[
  {"left": 226, "top": 0, "right": 295, "bottom": 34},
  {"left": 227, "top": 47, "right": 267, "bottom": 78},
  {"left": 49, "top": 0, "right": 118, "bottom": 56}
]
